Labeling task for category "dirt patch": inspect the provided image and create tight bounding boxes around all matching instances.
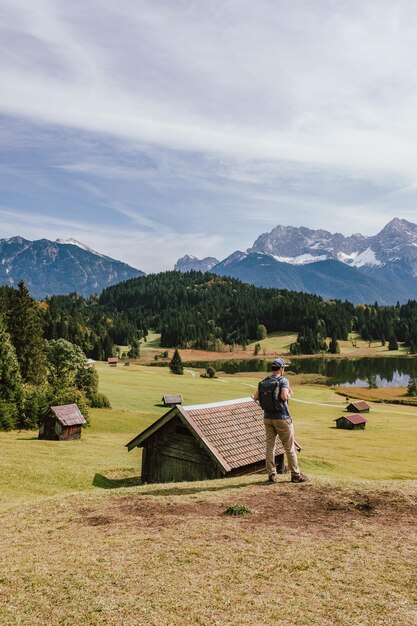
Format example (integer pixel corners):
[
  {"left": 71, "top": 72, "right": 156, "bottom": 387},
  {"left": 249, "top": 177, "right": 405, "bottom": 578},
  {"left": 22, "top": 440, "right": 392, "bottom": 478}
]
[
  {"left": 84, "top": 514, "right": 114, "bottom": 527},
  {"left": 78, "top": 485, "right": 416, "bottom": 536},
  {"left": 233, "top": 486, "right": 416, "bottom": 533}
]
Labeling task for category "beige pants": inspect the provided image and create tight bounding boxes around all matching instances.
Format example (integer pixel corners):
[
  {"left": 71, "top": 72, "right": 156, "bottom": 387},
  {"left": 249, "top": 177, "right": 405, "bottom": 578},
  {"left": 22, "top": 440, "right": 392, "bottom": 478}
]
[{"left": 264, "top": 418, "right": 300, "bottom": 476}]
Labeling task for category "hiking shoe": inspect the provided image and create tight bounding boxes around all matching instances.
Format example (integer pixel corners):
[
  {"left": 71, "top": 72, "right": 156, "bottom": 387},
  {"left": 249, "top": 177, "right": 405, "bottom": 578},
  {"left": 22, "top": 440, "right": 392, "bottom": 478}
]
[
  {"left": 291, "top": 473, "right": 311, "bottom": 484},
  {"left": 268, "top": 474, "right": 278, "bottom": 484}
]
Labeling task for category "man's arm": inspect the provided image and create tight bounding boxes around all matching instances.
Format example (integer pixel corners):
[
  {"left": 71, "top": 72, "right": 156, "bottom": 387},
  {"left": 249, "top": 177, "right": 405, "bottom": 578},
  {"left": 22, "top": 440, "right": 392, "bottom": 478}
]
[
  {"left": 280, "top": 379, "right": 293, "bottom": 401},
  {"left": 252, "top": 388, "right": 259, "bottom": 402},
  {"left": 280, "top": 387, "right": 291, "bottom": 401}
]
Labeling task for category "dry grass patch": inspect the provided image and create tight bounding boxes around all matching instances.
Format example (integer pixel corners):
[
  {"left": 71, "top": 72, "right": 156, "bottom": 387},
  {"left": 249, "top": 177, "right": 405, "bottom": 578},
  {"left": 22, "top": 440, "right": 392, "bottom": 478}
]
[
  {"left": 1, "top": 478, "right": 416, "bottom": 626},
  {"left": 336, "top": 386, "right": 417, "bottom": 405}
]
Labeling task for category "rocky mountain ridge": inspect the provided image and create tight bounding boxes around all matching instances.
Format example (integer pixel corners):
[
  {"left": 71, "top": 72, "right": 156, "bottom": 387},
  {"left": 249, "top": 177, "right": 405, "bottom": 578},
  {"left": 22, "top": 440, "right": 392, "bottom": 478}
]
[
  {"left": 0, "top": 236, "right": 144, "bottom": 299},
  {"left": 175, "top": 218, "right": 417, "bottom": 304},
  {"left": 174, "top": 255, "right": 219, "bottom": 273},
  {"left": 248, "top": 218, "right": 417, "bottom": 272}
]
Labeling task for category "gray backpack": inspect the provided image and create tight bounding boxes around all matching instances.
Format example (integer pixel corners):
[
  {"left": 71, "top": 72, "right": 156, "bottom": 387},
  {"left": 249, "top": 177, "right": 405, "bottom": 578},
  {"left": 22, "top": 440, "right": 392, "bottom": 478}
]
[{"left": 258, "top": 376, "right": 283, "bottom": 412}]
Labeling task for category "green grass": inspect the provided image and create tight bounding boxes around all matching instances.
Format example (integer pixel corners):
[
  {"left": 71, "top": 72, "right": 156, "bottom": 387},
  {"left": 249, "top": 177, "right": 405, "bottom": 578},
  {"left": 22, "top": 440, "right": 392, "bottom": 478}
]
[
  {"left": 1, "top": 363, "right": 416, "bottom": 625},
  {"left": 97, "top": 363, "right": 417, "bottom": 481},
  {"left": 96, "top": 361, "right": 262, "bottom": 414},
  {"left": 246, "top": 330, "right": 298, "bottom": 354},
  {"left": 1, "top": 364, "right": 417, "bottom": 509}
]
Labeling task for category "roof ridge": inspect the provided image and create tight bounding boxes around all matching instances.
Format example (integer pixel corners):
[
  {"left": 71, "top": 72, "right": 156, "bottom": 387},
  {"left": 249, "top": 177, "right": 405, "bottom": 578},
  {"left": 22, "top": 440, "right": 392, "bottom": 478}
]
[{"left": 183, "top": 397, "right": 253, "bottom": 411}]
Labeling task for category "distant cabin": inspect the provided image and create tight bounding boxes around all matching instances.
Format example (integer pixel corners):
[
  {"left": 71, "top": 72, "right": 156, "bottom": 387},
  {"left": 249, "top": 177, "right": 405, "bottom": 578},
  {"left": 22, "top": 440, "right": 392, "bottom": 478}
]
[
  {"left": 162, "top": 394, "right": 183, "bottom": 407},
  {"left": 346, "top": 401, "right": 370, "bottom": 413},
  {"left": 107, "top": 357, "right": 118, "bottom": 367},
  {"left": 39, "top": 404, "right": 86, "bottom": 441},
  {"left": 126, "top": 397, "right": 290, "bottom": 483},
  {"left": 335, "top": 414, "right": 367, "bottom": 430}
]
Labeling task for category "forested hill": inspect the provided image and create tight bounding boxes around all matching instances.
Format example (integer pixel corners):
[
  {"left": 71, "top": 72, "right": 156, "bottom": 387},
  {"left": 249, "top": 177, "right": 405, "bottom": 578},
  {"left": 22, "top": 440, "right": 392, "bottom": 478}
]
[
  {"left": 4, "top": 271, "right": 417, "bottom": 361},
  {"left": 98, "top": 271, "right": 354, "bottom": 348}
]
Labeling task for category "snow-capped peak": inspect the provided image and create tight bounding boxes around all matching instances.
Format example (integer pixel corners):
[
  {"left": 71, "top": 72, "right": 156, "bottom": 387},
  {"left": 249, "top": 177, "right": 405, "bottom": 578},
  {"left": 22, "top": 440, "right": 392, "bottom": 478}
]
[
  {"left": 56, "top": 238, "right": 104, "bottom": 257},
  {"left": 347, "top": 247, "right": 382, "bottom": 268},
  {"left": 272, "top": 253, "right": 329, "bottom": 265}
]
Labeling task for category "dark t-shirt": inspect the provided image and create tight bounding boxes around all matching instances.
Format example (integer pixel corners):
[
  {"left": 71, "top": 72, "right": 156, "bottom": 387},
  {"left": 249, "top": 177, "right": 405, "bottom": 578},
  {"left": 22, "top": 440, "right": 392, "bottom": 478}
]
[{"left": 263, "top": 375, "right": 291, "bottom": 420}]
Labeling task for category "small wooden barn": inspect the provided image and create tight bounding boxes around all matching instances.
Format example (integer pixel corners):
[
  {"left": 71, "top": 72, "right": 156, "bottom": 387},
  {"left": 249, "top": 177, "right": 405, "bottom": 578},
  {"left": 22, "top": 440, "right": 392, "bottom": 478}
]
[
  {"left": 126, "top": 397, "right": 289, "bottom": 483},
  {"left": 39, "top": 404, "right": 86, "bottom": 441},
  {"left": 346, "top": 401, "right": 370, "bottom": 413},
  {"left": 107, "top": 357, "right": 118, "bottom": 367},
  {"left": 162, "top": 394, "right": 183, "bottom": 407},
  {"left": 335, "top": 414, "right": 367, "bottom": 430}
]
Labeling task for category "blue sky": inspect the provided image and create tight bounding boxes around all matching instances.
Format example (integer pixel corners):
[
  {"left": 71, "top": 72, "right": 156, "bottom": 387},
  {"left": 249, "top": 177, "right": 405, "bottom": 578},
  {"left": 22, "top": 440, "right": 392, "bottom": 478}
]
[{"left": 2, "top": 0, "right": 417, "bottom": 272}]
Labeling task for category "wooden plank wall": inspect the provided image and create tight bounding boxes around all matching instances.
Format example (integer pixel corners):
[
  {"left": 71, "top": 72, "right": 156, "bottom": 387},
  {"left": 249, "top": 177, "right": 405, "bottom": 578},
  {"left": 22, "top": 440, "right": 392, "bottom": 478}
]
[{"left": 142, "top": 416, "right": 222, "bottom": 483}]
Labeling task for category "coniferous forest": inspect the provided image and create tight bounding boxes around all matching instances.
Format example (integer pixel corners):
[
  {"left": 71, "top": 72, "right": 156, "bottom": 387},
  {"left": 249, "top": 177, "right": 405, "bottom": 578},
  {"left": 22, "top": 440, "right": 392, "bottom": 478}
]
[
  {"left": 3, "top": 270, "right": 417, "bottom": 430},
  {"left": 4, "top": 270, "right": 417, "bottom": 357},
  {"left": 0, "top": 282, "right": 109, "bottom": 431}
]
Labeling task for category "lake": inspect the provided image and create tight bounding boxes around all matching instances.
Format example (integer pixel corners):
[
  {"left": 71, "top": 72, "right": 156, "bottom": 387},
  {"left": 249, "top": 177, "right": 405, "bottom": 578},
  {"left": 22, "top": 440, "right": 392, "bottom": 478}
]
[
  {"left": 289, "top": 356, "right": 417, "bottom": 387},
  {"left": 151, "top": 356, "right": 417, "bottom": 386}
]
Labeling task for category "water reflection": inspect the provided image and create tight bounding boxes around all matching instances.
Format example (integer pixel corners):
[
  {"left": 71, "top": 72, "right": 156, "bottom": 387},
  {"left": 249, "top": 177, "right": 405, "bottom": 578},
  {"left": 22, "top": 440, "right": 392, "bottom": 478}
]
[
  {"left": 289, "top": 357, "right": 417, "bottom": 386},
  {"left": 150, "top": 356, "right": 417, "bottom": 386},
  {"left": 195, "top": 356, "right": 417, "bottom": 387}
]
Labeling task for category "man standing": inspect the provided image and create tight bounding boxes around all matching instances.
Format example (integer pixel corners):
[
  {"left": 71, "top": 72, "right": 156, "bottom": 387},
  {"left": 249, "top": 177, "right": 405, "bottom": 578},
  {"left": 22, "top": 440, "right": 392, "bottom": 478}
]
[{"left": 253, "top": 358, "right": 311, "bottom": 484}]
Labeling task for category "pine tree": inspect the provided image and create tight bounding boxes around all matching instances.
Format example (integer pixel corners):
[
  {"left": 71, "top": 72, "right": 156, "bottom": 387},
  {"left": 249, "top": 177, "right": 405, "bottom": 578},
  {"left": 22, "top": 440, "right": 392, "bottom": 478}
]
[
  {"left": 388, "top": 335, "right": 398, "bottom": 351},
  {"left": 169, "top": 349, "right": 184, "bottom": 375},
  {"left": 329, "top": 335, "right": 340, "bottom": 354},
  {"left": 8, "top": 281, "right": 46, "bottom": 384},
  {"left": 0, "top": 316, "right": 24, "bottom": 430},
  {"left": 407, "top": 376, "right": 417, "bottom": 396}
]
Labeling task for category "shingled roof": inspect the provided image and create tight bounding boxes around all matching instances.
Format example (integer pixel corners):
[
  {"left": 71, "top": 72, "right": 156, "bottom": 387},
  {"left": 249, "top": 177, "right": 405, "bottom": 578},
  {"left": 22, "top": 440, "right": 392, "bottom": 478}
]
[
  {"left": 339, "top": 414, "right": 368, "bottom": 425},
  {"left": 346, "top": 401, "right": 370, "bottom": 412},
  {"left": 49, "top": 404, "right": 86, "bottom": 427},
  {"left": 126, "top": 397, "right": 286, "bottom": 474},
  {"left": 162, "top": 394, "right": 183, "bottom": 406}
]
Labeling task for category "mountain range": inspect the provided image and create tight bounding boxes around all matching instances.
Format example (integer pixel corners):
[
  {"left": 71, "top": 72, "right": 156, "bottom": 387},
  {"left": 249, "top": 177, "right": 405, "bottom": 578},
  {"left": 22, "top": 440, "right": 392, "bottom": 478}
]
[
  {"left": 174, "top": 254, "right": 219, "bottom": 273},
  {"left": 0, "top": 237, "right": 144, "bottom": 299},
  {"left": 2, "top": 218, "right": 417, "bottom": 304},
  {"left": 175, "top": 218, "right": 417, "bottom": 304}
]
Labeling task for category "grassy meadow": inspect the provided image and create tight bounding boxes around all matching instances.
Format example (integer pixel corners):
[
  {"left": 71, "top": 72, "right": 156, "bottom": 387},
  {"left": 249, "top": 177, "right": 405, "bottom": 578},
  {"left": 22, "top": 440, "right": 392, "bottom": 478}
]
[
  {"left": 1, "top": 360, "right": 416, "bottom": 625},
  {"left": 136, "top": 330, "right": 411, "bottom": 367}
]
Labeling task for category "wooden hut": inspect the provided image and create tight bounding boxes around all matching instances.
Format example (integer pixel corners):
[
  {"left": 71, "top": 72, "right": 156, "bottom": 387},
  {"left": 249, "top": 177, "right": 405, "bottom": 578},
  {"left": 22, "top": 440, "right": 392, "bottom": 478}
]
[
  {"left": 335, "top": 414, "right": 367, "bottom": 430},
  {"left": 162, "top": 394, "right": 183, "bottom": 407},
  {"left": 346, "top": 401, "right": 370, "bottom": 413},
  {"left": 107, "top": 357, "right": 118, "bottom": 367},
  {"left": 126, "top": 397, "right": 290, "bottom": 483},
  {"left": 39, "top": 404, "right": 86, "bottom": 440}
]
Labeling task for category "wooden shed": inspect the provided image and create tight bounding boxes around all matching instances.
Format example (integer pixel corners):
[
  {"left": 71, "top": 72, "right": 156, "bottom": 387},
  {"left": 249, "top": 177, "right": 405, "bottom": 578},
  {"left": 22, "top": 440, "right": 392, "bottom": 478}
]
[
  {"left": 335, "top": 414, "right": 367, "bottom": 430},
  {"left": 162, "top": 394, "right": 183, "bottom": 407},
  {"left": 346, "top": 401, "right": 370, "bottom": 413},
  {"left": 39, "top": 404, "right": 86, "bottom": 440},
  {"left": 126, "top": 397, "right": 289, "bottom": 483},
  {"left": 107, "top": 357, "right": 118, "bottom": 366}
]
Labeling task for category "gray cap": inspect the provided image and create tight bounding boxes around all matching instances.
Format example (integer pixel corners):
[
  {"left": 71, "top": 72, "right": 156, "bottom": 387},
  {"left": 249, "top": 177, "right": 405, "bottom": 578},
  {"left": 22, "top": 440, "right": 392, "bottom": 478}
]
[{"left": 271, "top": 358, "right": 286, "bottom": 368}]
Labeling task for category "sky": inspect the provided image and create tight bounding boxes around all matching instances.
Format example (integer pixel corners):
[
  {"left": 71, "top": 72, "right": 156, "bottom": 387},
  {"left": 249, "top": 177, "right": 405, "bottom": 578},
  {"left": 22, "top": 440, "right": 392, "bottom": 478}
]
[{"left": 2, "top": 0, "right": 417, "bottom": 273}]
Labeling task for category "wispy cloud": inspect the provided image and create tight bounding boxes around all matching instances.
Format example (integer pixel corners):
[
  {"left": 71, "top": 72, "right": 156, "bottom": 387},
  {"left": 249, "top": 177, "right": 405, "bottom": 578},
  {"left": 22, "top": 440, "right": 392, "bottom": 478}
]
[
  {"left": 1, "top": 1, "right": 417, "bottom": 268},
  {"left": 0, "top": 205, "right": 224, "bottom": 272},
  {"left": 2, "top": 1, "right": 417, "bottom": 178}
]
